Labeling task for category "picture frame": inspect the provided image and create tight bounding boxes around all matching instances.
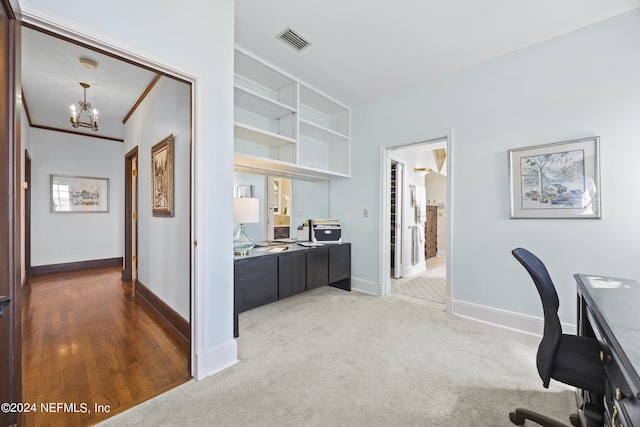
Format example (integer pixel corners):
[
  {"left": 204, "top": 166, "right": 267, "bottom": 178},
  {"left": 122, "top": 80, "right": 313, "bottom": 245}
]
[
  {"left": 237, "top": 185, "right": 252, "bottom": 198},
  {"left": 509, "top": 136, "right": 601, "bottom": 219},
  {"left": 151, "top": 134, "right": 174, "bottom": 217},
  {"left": 50, "top": 174, "right": 110, "bottom": 213}
]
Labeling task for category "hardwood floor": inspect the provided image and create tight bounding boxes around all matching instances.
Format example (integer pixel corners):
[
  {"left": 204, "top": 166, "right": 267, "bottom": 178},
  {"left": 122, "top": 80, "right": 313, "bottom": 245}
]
[{"left": 22, "top": 267, "right": 190, "bottom": 426}]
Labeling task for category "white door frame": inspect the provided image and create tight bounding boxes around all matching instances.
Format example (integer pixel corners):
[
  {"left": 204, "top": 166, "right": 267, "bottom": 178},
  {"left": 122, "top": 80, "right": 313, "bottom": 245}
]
[
  {"left": 379, "top": 131, "right": 454, "bottom": 312},
  {"left": 22, "top": 14, "right": 201, "bottom": 378}
]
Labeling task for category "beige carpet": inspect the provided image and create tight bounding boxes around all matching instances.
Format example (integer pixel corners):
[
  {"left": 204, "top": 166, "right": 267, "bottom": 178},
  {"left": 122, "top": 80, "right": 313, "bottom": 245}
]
[{"left": 98, "top": 286, "right": 575, "bottom": 427}]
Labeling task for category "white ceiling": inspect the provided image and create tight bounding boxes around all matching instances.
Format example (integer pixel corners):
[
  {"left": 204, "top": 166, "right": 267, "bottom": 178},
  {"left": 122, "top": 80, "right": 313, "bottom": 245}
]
[
  {"left": 21, "top": 27, "right": 158, "bottom": 141},
  {"left": 235, "top": 0, "right": 640, "bottom": 107},
  {"left": 20, "top": 1, "right": 640, "bottom": 141}
]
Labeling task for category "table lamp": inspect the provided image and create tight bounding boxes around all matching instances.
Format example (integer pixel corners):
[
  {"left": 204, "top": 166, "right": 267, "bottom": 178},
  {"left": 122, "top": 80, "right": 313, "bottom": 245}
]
[{"left": 233, "top": 197, "right": 260, "bottom": 255}]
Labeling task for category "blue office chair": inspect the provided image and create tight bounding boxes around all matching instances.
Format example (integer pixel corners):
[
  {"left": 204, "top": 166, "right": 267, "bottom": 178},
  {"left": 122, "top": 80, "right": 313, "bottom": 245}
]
[{"left": 510, "top": 248, "right": 605, "bottom": 427}]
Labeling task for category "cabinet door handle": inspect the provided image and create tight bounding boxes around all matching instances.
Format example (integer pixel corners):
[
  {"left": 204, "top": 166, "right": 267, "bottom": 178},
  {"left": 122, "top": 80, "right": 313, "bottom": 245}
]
[{"left": 611, "top": 405, "right": 621, "bottom": 427}]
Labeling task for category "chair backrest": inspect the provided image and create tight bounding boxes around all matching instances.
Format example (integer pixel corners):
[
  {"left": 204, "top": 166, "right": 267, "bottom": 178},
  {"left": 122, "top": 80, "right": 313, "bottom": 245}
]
[{"left": 512, "top": 247, "right": 562, "bottom": 388}]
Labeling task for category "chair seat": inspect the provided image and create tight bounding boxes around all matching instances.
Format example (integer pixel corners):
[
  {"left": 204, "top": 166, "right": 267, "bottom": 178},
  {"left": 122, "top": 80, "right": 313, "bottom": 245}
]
[{"left": 551, "top": 334, "right": 605, "bottom": 396}]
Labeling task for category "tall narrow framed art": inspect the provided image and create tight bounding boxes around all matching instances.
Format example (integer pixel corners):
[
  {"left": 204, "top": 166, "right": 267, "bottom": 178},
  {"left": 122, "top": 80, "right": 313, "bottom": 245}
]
[{"left": 151, "top": 134, "right": 174, "bottom": 217}]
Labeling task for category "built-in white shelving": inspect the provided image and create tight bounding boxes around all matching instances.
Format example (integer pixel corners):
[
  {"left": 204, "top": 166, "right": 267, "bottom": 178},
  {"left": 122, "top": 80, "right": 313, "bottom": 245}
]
[{"left": 233, "top": 48, "right": 350, "bottom": 180}]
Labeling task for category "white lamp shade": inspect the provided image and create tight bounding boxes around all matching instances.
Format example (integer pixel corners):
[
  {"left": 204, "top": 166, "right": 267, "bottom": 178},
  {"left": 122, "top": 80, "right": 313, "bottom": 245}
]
[{"left": 233, "top": 198, "right": 260, "bottom": 224}]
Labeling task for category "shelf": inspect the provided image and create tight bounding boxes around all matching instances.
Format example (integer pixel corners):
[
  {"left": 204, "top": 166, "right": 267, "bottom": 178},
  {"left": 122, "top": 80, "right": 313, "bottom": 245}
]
[
  {"left": 235, "top": 50, "right": 296, "bottom": 99},
  {"left": 234, "top": 152, "right": 349, "bottom": 181},
  {"left": 234, "top": 123, "right": 296, "bottom": 148},
  {"left": 300, "top": 84, "right": 346, "bottom": 116},
  {"left": 233, "top": 48, "right": 350, "bottom": 180},
  {"left": 299, "top": 119, "right": 349, "bottom": 144},
  {"left": 300, "top": 84, "right": 349, "bottom": 136},
  {"left": 234, "top": 86, "right": 296, "bottom": 120}
]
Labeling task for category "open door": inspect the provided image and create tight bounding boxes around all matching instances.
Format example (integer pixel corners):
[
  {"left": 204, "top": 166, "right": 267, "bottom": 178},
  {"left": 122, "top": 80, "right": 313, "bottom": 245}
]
[{"left": 1, "top": 3, "right": 21, "bottom": 425}]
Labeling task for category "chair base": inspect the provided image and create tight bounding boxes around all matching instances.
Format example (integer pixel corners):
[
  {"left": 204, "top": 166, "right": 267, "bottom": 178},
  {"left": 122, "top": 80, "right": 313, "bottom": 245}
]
[{"left": 509, "top": 408, "right": 581, "bottom": 427}]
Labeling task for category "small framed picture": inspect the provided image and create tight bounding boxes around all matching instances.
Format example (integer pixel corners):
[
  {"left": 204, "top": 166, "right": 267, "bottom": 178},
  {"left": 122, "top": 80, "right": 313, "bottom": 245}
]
[
  {"left": 237, "top": 185, "right": 252, "bottom": 198},
  {"left": 50, "top": 174, "right": 110, "bottom": 213},
  {"left": 509, "top": 136, "right": 601, "bottom": 219}
]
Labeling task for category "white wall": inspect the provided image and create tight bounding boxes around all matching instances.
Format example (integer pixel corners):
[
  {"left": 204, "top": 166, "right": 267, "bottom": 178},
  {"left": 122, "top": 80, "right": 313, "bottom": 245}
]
[
  {"left": 232, "top": 172, "right": 331, "bottom": 241},
  {"left": 233, "top": 172, "right": 267, "bottom": 242},
  {"left": 294, "top": 180, "right": 330, "bottom": 225},
  {"left": 22, "top": 0, "right": 236, "bottom": 378},
  {"left": 331, "top": 9, "right": 640, "bottom": 328},
  {"left": 29, "top": 128, "right": 124, "bottom": 266},
  {"left": 124, "top": 76, "right": 191, "bottom": 320}
]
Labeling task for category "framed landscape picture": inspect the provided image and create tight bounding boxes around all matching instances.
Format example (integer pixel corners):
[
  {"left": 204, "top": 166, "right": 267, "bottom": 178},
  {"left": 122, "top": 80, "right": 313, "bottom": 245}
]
[
  {"left": 509, "top": 137, "right": 601, "bottom": 219},
  {"left": 151, "top": 134, "right": 174, "bottom": 217},
  {"left": 50, "top": 174, "right": 109, "bottom": 213}
]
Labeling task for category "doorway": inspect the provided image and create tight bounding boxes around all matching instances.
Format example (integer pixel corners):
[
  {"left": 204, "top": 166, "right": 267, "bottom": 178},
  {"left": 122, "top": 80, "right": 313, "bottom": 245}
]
[
  {"left": 123, "top": 146, "right": 138, "bottom": 283},
  {"left": 1, "top": 3, "right": 19, "bottom": 424},
  {"left": 19, "top": 21, "right": 195, "bottom": 417},
  {"left": 380, "top": 135, "right": 452, "bottom": 311}
]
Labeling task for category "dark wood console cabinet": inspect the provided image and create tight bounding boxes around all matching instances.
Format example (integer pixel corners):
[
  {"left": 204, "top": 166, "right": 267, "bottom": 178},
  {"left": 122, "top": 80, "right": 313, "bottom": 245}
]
[
  {"left": 234, "top": 243, "right": 351, "bottom": 337},
  {"left": 328, "top": 243, "right": 351, "bottom": 290},
  {"left": 306, "top": 247, "right": 329, "bottom": 290},
  {"left": 279, "top": 251, "right": 306, "bottom": 299},
  {"left": 234, "top": 256, "right": 278, "bottom": 313}
]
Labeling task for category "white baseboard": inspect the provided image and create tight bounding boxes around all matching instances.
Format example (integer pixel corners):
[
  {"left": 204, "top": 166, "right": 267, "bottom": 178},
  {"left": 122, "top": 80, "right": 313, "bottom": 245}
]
[
  {"left": 351, "top": 277, "right": 380, "bottom": 296},
  {"left": 196, "top": 339, "right": 238, "bottom": 380},
  {"left": 452, "top": 299, "right": 576, "bottom": 336}
]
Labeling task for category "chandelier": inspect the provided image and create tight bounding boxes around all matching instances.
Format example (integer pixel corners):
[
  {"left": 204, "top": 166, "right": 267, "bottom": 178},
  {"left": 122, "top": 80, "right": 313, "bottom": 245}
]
[{"left": 70, "top": 82, "right": 99, "bottom": 131}]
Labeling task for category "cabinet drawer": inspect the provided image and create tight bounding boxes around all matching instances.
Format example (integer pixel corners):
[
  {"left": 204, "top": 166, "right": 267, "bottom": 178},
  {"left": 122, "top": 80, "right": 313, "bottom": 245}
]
[
  {"left": 235, "top": 256, "right": 277, "bottom": 277},
  {"left": 235, "top": 257, "right": 278, "bottom": 313},
  {"left": 607, "top": 364, "right": 640, "bottom": 426}
]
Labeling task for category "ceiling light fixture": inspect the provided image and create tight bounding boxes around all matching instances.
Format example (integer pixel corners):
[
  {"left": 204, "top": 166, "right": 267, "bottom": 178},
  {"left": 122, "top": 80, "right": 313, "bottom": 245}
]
[
  {"left": 78, "top": 57, "right": 98, "bottom": 69},
  {"left": 414, "top": 167, "right": 432, "bottom": 177},
  {"left": 70, "top": 82, "right": 99, "bottom": 131}
]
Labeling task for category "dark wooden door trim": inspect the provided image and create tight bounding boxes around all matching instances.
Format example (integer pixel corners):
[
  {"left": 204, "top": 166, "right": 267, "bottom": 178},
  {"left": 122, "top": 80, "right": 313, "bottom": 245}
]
[
  {"left": 1, "top": 1, "right": 21, "bottom": 425},
  {"left": 25, "top": 149, "right": 31, "bottom": 279},
  {"left": 123, "top": 146, "right": 138, "bottom": 281}
]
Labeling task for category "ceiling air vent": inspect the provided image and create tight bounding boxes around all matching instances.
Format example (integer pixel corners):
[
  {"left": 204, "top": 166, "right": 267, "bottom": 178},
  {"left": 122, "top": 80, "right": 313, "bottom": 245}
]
[{"left": 277, "top": 27, "right": 311, "bottom": 52}]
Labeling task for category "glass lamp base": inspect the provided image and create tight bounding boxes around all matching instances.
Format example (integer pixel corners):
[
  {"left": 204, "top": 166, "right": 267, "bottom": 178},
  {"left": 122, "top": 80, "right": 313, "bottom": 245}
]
[{"left": 233, "top": 224, "right": 255, "bottom": 256}]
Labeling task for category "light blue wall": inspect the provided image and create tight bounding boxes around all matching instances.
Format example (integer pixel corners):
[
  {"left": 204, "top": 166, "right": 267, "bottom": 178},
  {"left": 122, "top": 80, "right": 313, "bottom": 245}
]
[
  {"left": 124, "top": 76, "right": 191, "bottom": 320},
  {"left": 232, "top": 172, "right": 330, "bottom": 241},
  {"left": 29, "top": 128, "right": 124, "bottom": 266},
  {"left": 294, "top": 180, "right": 330, "bottom": 225},
  {"left": 23, "top": 0, "right": 235, "bottom": 377},
  {"left": 331, "top": 9, "right": 640, "bottom": 325},
  {"left": 233, "top": 172, "right": 268, "bottom": 241}
]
